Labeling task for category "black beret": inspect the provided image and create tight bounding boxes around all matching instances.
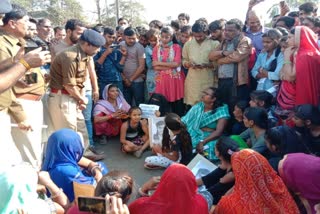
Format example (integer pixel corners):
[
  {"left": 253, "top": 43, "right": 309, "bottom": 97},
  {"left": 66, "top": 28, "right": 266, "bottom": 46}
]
[
  {"left": 80, "top": 29, "right": 106, "bottom": 47},
  {"left": 0, "top": 0, "right": 12, "bottom": 14}
]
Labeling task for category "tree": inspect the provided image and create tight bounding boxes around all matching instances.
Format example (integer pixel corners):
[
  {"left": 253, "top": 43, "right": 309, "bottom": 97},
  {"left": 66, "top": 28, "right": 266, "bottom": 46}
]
[
  {"left": 11, "top": 0, "right": 85, "bottom": 26},
  {"left": 267, "top": 0, "right": 320, "bottom": 19},
  {"left": 98, "top": 0, "right": 147, "bottom": 27}
]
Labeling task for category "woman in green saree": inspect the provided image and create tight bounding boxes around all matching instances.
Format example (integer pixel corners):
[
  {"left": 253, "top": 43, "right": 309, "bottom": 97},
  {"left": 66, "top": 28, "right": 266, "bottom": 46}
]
[{"left": 182, "top": 87, "right": 230, "bottom": 160}]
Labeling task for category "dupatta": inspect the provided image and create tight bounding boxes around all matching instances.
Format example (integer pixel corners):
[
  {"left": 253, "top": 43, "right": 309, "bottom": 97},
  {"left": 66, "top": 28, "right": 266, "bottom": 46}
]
[
  {"left": 294, "top": 26, "right": 320, "bottom": 107},
  {"left": 278, "top": 26, "right": 320, "bottom": 109},
  {"left": 129, "top": 164, "right": 208, "bottom": 214},
  {"left": 42, "top": 129, "right": 95, "bottom": 202},
  {"left": 215, "top": 149, "right": 299, "bottom": 214},
  {"left": 279, "top": 153, "right": 320, "bottom": 214},
  {"left": 93, "top": 84, "right": 130, "bottom": 116}
]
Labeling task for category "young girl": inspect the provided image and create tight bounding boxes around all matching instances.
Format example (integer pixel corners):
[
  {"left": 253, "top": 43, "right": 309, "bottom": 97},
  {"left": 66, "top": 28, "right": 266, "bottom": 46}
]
[
  {"left": 231, "top": 100, "right": 249, "bottom": 135},
  {"left": 196, "top": 137, "right": 239, "bottom": 205},
  {"left": 251, "top": 29, "right": 284, "bottom": 93},
  {"left": 239, "top": 107, "right": 269, "bottom": 156},
  {"left": 145, "top": 28, "right": 160, "bottom": 96},
  {"left": 152, "top": 26, "right": 185, "bottom": 116},
  {"left": 120, "top": 107, "right": 149, "bottom": 158},
  {"left": 144, "top": 113, "right": 193, "bottom": 169}
]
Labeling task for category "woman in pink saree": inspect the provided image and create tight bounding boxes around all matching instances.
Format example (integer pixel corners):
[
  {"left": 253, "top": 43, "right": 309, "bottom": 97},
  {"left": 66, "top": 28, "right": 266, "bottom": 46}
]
[{"left": 277, "top": 26, "right": 320, "bottom": 110}]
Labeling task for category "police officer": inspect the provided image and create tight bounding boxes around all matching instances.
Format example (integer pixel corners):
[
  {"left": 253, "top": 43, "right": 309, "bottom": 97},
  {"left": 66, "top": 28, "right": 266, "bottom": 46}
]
[{"left": 48, "top": 29, "right": 105, "bottom": 135}]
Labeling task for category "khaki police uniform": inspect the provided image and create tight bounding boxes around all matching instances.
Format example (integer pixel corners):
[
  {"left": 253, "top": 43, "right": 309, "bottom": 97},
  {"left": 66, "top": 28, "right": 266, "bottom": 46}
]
[
  {"left": 48, "top": 44, "right": 89, "bottom": 133},
  {"left": 11, "top": 66, "right": 46, "bottom": 169},
  {"left": 0, "top": 30, "right": 26, "bottom": 165}
]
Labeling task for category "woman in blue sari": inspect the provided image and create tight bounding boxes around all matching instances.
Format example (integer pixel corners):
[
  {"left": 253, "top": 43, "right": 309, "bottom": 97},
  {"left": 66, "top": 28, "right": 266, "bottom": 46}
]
[
  {"left": 182, "top": 87, "right": 230, "bottom": 160},
  {"left": 42, "top": 129, "right": 108, "bottom": 202}
]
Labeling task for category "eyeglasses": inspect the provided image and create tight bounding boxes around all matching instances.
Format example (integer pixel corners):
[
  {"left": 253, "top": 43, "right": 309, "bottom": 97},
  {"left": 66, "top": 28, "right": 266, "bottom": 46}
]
[{"left": 202, "top": 91, "right": 213, "bottom": 97}]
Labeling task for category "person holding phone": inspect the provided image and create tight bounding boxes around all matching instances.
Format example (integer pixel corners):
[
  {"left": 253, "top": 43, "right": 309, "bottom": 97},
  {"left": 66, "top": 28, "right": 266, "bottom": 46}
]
[
  {"left": 10, "top": 17, "right": 48, "bottom": 170},
  {"left": 67, "top": 170, "right": 133, "bottom": 214},
  {"left": 94, "top": 26, "right": 128, "bottom": 96}
]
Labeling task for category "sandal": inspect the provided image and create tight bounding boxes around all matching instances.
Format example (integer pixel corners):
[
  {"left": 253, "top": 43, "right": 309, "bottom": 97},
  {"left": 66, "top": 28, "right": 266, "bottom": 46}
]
[{"left": 144, "top": 163, "right": 163, "bottom": 170}]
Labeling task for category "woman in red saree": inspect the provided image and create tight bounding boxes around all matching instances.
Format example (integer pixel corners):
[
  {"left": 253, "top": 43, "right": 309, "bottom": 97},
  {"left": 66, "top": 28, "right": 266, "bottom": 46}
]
[
  {"left": 129, "top": 164, "right": 208, "bottom": 214},
  {"left": 277, "top": 26, "right": 320, "bottom": 110},
  {"left": 214, "top": 149, "right": 299, "bottom": 214}
]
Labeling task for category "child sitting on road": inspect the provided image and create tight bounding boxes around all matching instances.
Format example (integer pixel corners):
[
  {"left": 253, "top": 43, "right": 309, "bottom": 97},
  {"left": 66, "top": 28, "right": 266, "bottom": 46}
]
[
  {"left": 144, "top": 113, "right": 193, "bottom": 169},
  {"left": 120, "top": 107, "right": 150, "bottom": 158}
]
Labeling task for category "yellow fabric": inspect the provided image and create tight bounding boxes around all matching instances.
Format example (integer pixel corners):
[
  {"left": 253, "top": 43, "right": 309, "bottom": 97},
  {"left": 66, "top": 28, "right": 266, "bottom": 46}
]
[{"left": 183, "top": 38, "right": 219, "bottom": 105}]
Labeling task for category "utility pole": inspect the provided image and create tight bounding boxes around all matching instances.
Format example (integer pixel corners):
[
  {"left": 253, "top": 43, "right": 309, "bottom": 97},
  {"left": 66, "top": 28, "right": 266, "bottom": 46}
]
[{"left": 115, "top": 0, "right": 119, "bottom": 26}]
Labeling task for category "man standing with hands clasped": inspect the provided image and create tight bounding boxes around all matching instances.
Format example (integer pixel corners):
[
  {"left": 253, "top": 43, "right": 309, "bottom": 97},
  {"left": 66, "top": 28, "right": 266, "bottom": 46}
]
[{"left": 48, "top": 29, "right": 105, "bottom": 135}]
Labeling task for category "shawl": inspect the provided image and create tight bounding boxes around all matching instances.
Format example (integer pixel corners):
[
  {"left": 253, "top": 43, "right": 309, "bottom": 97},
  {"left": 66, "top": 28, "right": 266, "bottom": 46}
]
[
  {"left": 215, "top": 149, "right": 299, "bottom": 214},
  {"left": 93, "top": 84, "right": 130, "bottom": 116},
  {"left": 129, "top": 164, "right": 208, "bottom": 214},
  {"left": 279, "top": 153, "right": 320, "bottom": 214}
]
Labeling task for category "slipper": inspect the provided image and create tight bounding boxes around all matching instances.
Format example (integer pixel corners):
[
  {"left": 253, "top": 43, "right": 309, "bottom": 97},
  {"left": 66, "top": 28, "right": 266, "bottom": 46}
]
[{"left": 144, "top": 163, "right": 163, "bottom": 170}]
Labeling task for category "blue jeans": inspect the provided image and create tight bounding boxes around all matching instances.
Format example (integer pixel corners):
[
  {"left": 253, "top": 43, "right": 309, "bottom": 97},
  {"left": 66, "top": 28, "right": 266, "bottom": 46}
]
[
  {"left": 82, "top": 91, "right": 94, "bottom": 146},
  {"left": 123, "top": 81, "right": 145, "bottom": 106}
]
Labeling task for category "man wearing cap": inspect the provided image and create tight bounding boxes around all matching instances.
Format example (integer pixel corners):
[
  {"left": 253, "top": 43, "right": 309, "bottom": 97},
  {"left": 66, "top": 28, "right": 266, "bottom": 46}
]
[{"left": 48, "top": 29, "right": 105, "bottom": 134}]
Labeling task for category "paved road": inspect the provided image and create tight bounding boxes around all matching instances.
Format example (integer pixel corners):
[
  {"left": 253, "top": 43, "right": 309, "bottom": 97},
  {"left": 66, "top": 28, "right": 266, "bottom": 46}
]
[{"left": 96, "top": 136, "right": 164, "bottom": 188}]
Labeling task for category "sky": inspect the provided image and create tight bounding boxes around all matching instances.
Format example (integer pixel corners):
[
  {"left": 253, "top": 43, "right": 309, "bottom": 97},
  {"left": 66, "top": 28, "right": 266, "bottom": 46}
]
[{"left": 80, "top": 0, "right": 281, "bottom": 24}]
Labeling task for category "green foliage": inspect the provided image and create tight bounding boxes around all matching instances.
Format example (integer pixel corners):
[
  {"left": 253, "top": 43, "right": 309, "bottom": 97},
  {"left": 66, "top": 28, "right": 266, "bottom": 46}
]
[
  {"left": 11, "top": 0, "right": 85, "bottom": 26},
  {"left": 100, "top": 0, "right": 147, "bottom": 27}
]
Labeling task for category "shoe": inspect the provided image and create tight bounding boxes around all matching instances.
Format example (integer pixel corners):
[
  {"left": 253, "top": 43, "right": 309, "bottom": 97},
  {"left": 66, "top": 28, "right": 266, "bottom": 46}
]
[
  {"left": 144, "top": 163, "right": 163, "bottom": 170},
  {"left": 133, "top": 150, "right": 143, "bottom": 158},
  {"left": 98, "top": 135, "right": 108, "bottom": 145},
  {"left": 88, "top": 146, "right": 104, "bottom": 155},
  {"left": 84, "top": 150, "right": 105, "bottom": 161}
]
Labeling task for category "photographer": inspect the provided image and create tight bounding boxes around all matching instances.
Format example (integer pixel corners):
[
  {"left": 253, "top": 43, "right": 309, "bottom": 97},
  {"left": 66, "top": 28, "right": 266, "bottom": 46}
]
[{"left": 94, "top": 26, "right": 127, "bottom": 98}]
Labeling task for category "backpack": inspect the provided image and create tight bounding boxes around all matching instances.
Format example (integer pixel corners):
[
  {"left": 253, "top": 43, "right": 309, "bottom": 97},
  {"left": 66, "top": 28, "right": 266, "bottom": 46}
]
[{"left": 147, "top": 93, "right": 170, "bottom": 116}]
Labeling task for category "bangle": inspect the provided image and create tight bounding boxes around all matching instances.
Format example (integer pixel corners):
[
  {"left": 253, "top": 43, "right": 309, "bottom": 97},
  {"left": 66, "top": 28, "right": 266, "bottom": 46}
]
[
  {"left": 138, "top": 187, "right": 149, "bottom": 197},
  {"left": 283, "top": 60, "right": 292, "bottom": 65},
  {"left": 90, "top": 165, "right": 101, "bottom": 176},
  {"left": 19, "top": 58, "right": 31, "bottom": 70},
  {"left": 51, "top": 188, "right": 63, "bottom": 199}
]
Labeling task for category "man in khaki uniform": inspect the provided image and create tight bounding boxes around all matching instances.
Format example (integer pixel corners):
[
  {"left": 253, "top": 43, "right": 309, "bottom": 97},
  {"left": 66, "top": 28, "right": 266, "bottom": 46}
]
[
  {"left": 11, "top": 18, "right": 47, "bottom": 169},
  {"left": 0, "top": 5, "right": 51, "bottom": 166},
  {"left": 48, "top": 29, "right": 105, "bottom": 135}
]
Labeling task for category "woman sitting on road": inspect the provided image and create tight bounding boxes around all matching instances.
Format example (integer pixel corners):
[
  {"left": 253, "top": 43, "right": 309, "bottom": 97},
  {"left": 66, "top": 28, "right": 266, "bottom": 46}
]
[
  {"left": 182, "top": 87, "right": 230, "bottom": 160},
  {"left": 93, "top": 84, "right": 131, "bottom": 144},
  {"left": 42, "top": 129, "right": 108, "bottom": 203}
]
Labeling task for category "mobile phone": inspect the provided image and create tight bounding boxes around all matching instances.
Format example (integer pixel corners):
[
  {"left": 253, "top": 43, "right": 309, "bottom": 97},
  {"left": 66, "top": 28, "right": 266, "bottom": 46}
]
[
  {"left": 25, "top": 73, "right": 38, "bottom": 84},
  {"left": 280, "top": 1, "right": 285, "bottom": 7},
  {"left": 110, "top": 44, "right": 120, "bottom": 49},
  {"left": 78, "top": 196, "right": 106, "bottom": 214},
  {"left": 24, "top": 46, "right": 38, "bottom": 53}
]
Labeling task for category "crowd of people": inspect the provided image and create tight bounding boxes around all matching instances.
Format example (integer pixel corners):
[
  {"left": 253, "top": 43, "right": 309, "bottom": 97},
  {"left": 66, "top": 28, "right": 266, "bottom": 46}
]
[{"left": 0, "top": 0, "right": 320, "bottom": 213}]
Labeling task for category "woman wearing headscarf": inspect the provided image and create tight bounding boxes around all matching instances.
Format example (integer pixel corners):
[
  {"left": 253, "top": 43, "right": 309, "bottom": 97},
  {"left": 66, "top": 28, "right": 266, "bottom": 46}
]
[
  {"left": 279, "top": 153, "right": 320, "bottom": 214},
  {"left": 129, "top": 164, "right": 209, "bottom": 214},
  {"left": 214, "top": 149, "right": 299, "bottom": 214},
  {"left": 42, "top": 129, "right": 108, "bottom": 202},
  {"left": 93, "top": 84, "right": 130, "bottom": 144},
  {"left": 277, "top": 26, "right": 320, "bottom": 110}
]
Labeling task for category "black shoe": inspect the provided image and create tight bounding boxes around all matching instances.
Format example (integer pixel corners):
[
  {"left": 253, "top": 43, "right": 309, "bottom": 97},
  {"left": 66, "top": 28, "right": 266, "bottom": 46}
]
[{"left": 88, "top": 146, "right": 104, "bottom": 155}]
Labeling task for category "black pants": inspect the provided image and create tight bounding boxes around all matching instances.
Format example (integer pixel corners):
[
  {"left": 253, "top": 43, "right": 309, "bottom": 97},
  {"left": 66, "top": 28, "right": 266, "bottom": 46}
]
[
  {"left": 169, "top": 99, "right": 185, "bottom": 117},
  {"left": 218, "top": 78, "right": 249, "bottom": 108}
]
